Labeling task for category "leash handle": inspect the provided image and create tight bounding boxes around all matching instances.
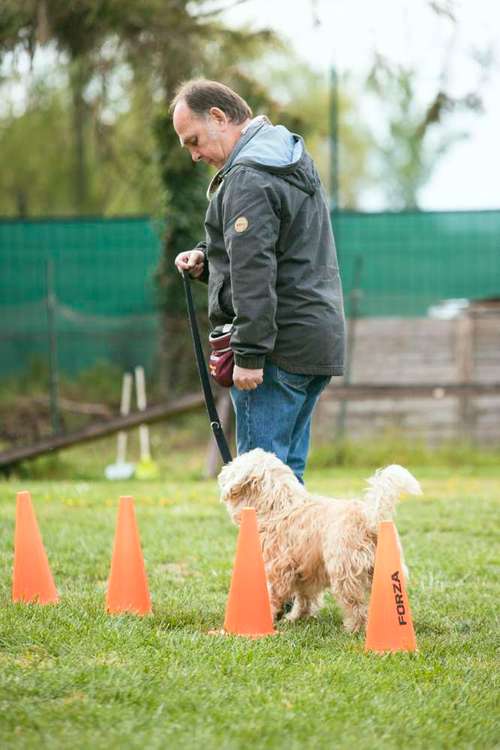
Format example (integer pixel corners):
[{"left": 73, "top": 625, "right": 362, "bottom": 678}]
[{"left": 182, "top": 270, "right": 233, "bottom": 465}]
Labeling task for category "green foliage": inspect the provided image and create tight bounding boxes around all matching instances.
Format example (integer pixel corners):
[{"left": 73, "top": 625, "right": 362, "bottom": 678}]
[
  {"left": 153, "top": 112, "right": 210, "bottom": 312},
  {"left": 243, "top": 54, "right": 374, "bottom": 207},
  {"left": 1, "top": 360, "right": 126, "bottom": 407},
  {"left": 0, "top": 67, "right": 165, "bottom": 216},
  {"left": 309, "top": 433, "right": 500, "bottom": 471},
  {"left": 0, "top": 83, "right": 72, "bottom": 215},
  {"left": 366, "top": 53, "right": 485, "bottom": 208},
  {"left": 0, "top": 1, "right": 288, "bottom": 388}
]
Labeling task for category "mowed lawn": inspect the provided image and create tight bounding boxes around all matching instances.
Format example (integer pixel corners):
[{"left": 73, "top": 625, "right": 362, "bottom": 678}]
[{"left": 0, "top": 465, "right": 498, "bottom": 749}]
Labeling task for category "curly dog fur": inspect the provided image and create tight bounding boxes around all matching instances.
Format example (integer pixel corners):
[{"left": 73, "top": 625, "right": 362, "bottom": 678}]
[{"left": 218, "top": 448, "right": 421, "bottom": 632}]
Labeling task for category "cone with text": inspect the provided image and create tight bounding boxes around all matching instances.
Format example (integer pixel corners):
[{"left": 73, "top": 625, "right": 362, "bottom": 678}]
[
  {"left": 365, "top": 520, "right": 416, "bottom": 652},
  {"left": 223, "top": 507, "right": 276, "bottom": 637},
  {"left": 106, "top": 496, "right": 152, "bottom": 615},
  {"left": 12, "top": 491, "right": 59, "bottom": 605}
]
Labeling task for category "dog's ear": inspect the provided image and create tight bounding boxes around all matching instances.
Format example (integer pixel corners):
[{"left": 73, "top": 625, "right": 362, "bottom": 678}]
[
  {"left": 227, "top": 478, "right": 252, "bottom": 502},
  {"left": 218, "top": 459, "right": 265, "bottom": 505}
]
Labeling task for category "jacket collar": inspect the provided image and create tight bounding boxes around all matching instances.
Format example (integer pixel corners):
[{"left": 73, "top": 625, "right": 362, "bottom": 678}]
[{"left": 206, "top": 115, "right": 270, "bottom": 200}]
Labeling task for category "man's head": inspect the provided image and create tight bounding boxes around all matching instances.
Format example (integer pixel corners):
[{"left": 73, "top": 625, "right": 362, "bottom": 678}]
[{"left": 170, "top": 80, "right": 252, "bottom": 170}]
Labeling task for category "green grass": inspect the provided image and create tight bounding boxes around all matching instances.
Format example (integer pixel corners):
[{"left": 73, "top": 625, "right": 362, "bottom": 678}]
[{"left": 0, "top": 462, "right": 499, "bottom": 749}]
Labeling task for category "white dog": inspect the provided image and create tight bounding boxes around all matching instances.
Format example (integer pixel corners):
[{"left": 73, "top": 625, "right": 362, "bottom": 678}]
[{"left": 218, "top": 448, "right": 421, "bottom": 632}]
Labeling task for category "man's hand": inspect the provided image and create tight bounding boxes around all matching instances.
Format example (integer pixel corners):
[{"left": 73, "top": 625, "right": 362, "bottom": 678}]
[
  {"left": 233, "top": 365, "right": 263, "bottom": 391},
  {"left": 174, "top": 249, "right": 205, "bottom": 278}
]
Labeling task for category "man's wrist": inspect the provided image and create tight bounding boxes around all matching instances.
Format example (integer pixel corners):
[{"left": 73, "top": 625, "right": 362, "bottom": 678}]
[{"left": 234, "top": 354, "right": 265, "bottom": 369}]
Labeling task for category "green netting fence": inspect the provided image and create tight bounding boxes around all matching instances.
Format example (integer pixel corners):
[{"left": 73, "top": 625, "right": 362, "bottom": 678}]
[
  {"left": 0, "top": 217, "right": 163, "bottom": 378},
  {"left": 335, "top": 209, "right": 500, "bottom": 317},
  {"left": 0, "top": 210, "right": 499, "bottom": 379}
]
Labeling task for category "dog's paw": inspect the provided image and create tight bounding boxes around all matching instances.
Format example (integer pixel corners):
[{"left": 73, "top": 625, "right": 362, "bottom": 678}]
[
  {"left": 343, "top": 608, "right": 368, "bottom": 633},
  {"left": 273, "top": 599, "right": 294, "bottom": 621},
  {"left": 343, "top": 618, "right": 360, "bottom": 633},
  {"left": 285, "top": 599, "right": 317, "bottom": 622}
]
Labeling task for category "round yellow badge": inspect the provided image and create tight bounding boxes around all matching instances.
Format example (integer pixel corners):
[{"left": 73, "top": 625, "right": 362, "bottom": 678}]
[{"left": 234, "top": 216, "right": 249, "bottom": 233}]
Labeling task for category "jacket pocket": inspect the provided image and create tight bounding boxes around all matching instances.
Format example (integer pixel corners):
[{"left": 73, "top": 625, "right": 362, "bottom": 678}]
[
  {"left": 208, "top": 276, "right": 223, "bottom": 317},
  {"left": 208, "top": 275, "right": 233, "bottom": 319},
  {"left": 218, "top": 279, "right": 234, "bottom": 317}
]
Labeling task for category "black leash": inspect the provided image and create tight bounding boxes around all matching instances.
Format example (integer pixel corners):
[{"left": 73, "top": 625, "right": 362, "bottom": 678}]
[{"left": 181, "top": 270, "right": 233, "bottom": 465}]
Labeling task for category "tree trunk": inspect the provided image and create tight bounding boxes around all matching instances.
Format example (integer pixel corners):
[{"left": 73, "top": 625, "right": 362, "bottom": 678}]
[{"left": 70, "top": 60, "right": 89, "bottom": 212}]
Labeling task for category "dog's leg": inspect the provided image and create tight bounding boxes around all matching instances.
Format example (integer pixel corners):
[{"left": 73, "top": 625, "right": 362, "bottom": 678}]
[
  {"left": 329, "top": 572, "right": 369, "bottom": 633},
  {"left": 284, "top": 591, "right": 324, "bottom": 621},
  {"left": 284, "top": 594, "right": 309, "bottom": 621},
  {"left": 267, "top": 580, "right": 289, "bottom": 622},
  {"left": 332, "top": 587, "right": 368, "bottom": 632},
  {"left": 309, "top": 592, "right": 325, "bottom": 616},
  {"left": 340, "top": 599, "right": 368, "bottom": 633}
]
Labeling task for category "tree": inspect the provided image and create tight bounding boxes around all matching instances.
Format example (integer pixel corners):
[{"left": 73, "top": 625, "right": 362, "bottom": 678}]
[
  {"left": 252, "top": 54, "right": 374, "bottom": 208},
  {"left": 365, "top": 49, "right": 487, "bottom": 209},
  {"left": 0, "top": 1, "right": 378, "bottom": 389},
  {"left": 1, "top": 0, "right": 122, "bottom": 212},
  {"left": 0, "top": 60, "right": 166, "bottom": 217},
  {"left": 0, "top": 1, "right": 283, "bottom": 388},
  {"left": 0, "top": 80, "right": 72, "bottom": 216}
]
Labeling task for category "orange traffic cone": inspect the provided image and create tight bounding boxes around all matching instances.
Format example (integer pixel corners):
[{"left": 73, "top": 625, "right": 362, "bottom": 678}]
[
  {"left": 12, "top": 491, "right": 59, "bottom": 605},
  {"left": 106, "top": 496, "right": 152, "bottom": 615},
  {"left": 223, "top": 507, "right": 276, "bottom": 637},
  {"left": 365, "top": 520, "right": 416, "bottom": 652}
]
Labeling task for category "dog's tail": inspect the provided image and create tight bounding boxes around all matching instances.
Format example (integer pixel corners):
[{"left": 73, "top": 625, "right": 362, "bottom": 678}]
[{"left": 364, "top": 465, "right": 422, "bottom": 529}]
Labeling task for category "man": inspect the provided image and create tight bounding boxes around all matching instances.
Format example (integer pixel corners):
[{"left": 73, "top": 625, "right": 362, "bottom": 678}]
[{"left": 173, "top": 79, "right": 345, "bottom": 483}]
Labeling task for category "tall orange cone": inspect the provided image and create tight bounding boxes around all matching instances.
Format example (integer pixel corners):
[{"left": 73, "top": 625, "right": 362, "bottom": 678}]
[
  {"left": 106, "top": 496, "right": 152, "bottom": 615},
  {"left": 365, "top": 520, "right": 416, "bottom": 652},
  {"left": 12, "top": 491, "right": 59, "bottom": 605},
  {"left": 223, "top": 507, "right": 276, "bottom": 637}
]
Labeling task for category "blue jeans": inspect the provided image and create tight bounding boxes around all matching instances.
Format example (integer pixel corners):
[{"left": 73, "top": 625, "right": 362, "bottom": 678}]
[{"left": 230, "top": 362, "right": 330, "bottom": 483}]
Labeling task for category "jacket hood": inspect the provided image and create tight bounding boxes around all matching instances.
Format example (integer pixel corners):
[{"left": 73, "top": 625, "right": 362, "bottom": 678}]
[{"left": 221, "top": 117, "right": 320, "bottom": 196}]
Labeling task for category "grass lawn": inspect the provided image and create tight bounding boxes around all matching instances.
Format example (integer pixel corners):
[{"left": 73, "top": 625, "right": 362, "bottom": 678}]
[{"left": 0, "top": 449, "right": 498, "bottom": 749}]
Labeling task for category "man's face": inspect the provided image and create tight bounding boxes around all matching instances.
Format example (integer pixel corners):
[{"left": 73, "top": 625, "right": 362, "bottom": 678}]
[{"left": 173, "top": 100, "right": 241, "bottom": 170}]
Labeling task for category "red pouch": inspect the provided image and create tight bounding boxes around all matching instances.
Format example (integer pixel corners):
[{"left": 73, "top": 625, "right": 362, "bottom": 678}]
[{"left": 208, "top": 328, "right": 234, "bottom": 387}]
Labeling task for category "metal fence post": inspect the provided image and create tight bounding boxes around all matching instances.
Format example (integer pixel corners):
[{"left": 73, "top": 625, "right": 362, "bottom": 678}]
[
  {"left": 336, "top": 255, "right": 363, "bottom": 439},
  {"left": 329, "top": 65, "right": 339, "bottom": 211},
  {"left": 46, "top": 257, "right": 62, "bottom": 434}
]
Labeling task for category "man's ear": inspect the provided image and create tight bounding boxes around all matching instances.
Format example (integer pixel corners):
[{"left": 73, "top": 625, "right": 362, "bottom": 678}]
[{"left": 209, "top": 106, "right": 228, "bottom": 128}]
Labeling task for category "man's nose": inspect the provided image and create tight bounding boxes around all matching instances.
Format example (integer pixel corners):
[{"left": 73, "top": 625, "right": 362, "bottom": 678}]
[{"left": 191, "top": 151, "right": 201, "bottom": 162}]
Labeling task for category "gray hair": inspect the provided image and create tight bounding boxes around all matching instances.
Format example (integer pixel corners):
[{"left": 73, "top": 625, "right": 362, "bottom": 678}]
[{"left": 170, "top": 79, "right": 252, "bottom": 123}]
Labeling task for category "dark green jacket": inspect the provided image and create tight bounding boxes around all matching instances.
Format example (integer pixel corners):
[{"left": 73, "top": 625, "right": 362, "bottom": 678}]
[{"left": 197, "top": 118, "right": 345, "bottom": 375}]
